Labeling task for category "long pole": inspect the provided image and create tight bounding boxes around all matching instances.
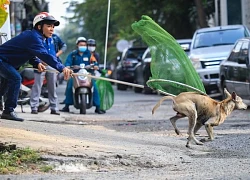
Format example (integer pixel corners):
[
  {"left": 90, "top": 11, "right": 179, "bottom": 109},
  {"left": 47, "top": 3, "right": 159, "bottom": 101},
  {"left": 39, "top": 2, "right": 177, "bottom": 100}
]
[
  {"left": 103, "top": 0, "right": 111, "bottom": 70},
  {"left": 74, "top": 72, "right": 144, "bottom": 89},
  {"left": 33, "top": 68, "right": 144, "bottom": 89}
]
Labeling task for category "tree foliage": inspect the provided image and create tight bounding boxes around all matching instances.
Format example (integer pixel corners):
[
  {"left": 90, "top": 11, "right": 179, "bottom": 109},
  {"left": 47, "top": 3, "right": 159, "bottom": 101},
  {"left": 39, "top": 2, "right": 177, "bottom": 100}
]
[{"left": 63, "top": 0, "right": 214, "bottom": 64}]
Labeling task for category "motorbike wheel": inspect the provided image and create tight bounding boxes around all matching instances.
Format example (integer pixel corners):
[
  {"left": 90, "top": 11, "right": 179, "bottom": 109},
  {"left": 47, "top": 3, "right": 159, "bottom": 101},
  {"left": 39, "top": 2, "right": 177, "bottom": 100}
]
[{"left": 79, "top": 94, "right": 87, "bottom": 114}]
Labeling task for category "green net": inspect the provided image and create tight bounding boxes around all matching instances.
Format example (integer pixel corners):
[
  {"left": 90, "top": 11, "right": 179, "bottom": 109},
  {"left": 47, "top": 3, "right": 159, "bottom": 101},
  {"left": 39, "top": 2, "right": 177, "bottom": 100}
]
[
  {"left": 96, "top": 70, "right": 114, "bottom": 110},
  {"left": 0, "top": 0, "right": 9, "bottom": 28},
  {"left": 131, "top": 15, "right": 206, "bottom": 96}
]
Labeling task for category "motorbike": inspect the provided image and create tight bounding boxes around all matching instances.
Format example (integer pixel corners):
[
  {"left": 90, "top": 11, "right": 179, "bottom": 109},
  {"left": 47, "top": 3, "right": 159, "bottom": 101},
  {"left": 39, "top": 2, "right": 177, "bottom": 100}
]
[
  {"left": 72, "top": 63, "right": 94, "bottom": 114},
  {"left": 0, "top": 78, "right": 49, "bottom": 113},
  {"left": 18, "top": 83, "right": 50, "bottom": 113},
  {"left": 20, "top": 68, "right": 48, "bottom": 98}
]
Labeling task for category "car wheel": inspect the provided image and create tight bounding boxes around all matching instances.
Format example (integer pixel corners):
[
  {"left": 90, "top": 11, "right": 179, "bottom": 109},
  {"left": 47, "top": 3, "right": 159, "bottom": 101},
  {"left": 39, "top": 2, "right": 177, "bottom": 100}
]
[
  {"left": 134, "top": 87, "right": 143, "bottom": 93},
  {"left": 117, "top": 83, "right": 127, "bottom": 90},
  {"left": 143, "top": 86, "right": 153, "bottom": 94}
]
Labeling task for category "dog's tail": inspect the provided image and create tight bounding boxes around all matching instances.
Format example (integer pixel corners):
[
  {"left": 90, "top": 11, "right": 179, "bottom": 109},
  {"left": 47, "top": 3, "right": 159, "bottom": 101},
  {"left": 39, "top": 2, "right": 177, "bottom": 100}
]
[{"left": 152, "top": 95, "right": 175, "bottom": 115}]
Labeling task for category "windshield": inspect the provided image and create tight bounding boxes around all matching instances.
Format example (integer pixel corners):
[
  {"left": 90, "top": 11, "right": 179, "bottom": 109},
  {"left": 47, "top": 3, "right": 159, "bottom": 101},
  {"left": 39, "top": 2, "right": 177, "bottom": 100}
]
[
  {"left": 193, "top": 28, "right": 245, "bottom": 49},
  {"left": 125, "top": 49, "right": 146, "bottom": 59}
]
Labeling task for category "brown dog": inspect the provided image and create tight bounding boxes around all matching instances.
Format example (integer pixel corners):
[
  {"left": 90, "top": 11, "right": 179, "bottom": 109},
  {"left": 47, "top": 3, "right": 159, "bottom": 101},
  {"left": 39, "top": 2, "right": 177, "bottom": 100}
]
[{"left": 152, "top": 89, "right": 247, "bottom": 148}]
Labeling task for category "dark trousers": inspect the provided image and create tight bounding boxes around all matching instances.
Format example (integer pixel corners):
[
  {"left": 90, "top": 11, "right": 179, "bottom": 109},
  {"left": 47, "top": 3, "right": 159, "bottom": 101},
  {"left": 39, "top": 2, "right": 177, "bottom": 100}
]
[{"left": 0, "top": 59, "right": 21, "bottom": 113}]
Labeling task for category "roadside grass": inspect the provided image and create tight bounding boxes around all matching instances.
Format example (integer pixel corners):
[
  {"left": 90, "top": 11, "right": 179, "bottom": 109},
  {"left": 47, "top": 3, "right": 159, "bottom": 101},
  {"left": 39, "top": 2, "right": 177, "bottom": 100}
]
[{"left": 0, "top": 143, "right": 53, "bottom": 174}]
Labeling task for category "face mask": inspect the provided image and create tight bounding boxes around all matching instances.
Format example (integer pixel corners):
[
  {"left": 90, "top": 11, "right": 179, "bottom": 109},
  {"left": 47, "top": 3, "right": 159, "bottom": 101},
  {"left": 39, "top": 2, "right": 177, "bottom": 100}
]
[
  {"left": 88, "top": 46, "right": 96, "bottom": 52},
  {"left": 78, "top": 46, "right": 87, "bottom": 52}
]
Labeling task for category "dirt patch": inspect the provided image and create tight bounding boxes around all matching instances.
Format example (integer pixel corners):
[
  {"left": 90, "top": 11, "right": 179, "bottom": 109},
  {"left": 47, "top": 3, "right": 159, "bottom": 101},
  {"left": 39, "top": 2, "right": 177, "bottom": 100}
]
[{"left": 0, "top": 127, "right": 121, "bottom": 156}]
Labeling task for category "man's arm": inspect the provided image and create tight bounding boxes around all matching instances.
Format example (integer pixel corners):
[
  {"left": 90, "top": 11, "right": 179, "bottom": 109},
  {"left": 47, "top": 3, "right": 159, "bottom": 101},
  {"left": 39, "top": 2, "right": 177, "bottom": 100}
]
[
  {"left": 55, "top": 35, "right": 67, "bottom": 57},
  {"left": 29, "top": 57, "right": 41, "bottom": 68}
]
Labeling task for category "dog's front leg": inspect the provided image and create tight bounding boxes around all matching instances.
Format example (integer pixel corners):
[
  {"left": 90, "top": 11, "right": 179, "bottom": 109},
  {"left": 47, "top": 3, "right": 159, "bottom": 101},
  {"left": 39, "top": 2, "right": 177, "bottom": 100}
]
[
  {"left": 194, "top": 121, "right": 203, "bottom": 135},
  {"left": 203, "top": 123, "right": 214, "bottom": 141},
  {"left": 203, "top": 116, "right": 222, "bottom": 142}
]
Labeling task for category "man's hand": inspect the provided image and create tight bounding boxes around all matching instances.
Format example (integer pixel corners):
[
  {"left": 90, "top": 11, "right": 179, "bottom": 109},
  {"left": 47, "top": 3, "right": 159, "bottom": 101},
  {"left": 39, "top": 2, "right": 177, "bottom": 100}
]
[
  {"left": 93, "top": 66, "right": 99, "bottom": 70},
  {"left": 41, "top": 61, "right": 48, "bottom": 66},
  {"left": 37, "top": 63, "right": 46, "bottom": 72},
  {"left": 63, "top": 67, "right": 73, "bottom": 80}
]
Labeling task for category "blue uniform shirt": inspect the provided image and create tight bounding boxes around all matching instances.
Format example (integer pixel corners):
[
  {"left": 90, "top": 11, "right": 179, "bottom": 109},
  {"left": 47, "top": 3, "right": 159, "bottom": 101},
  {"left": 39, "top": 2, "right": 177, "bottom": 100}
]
[
  {"left": 65, "top": 50, "right": 91, "bottom": 66},
  {"left": 0, "top": 29, "right": 65, "bottom": 72},
  {"left": 44, "top": 38, "right": 56, "bottom": 56},
  {"left": 65, "top": 50, "right": 99, "bottom": 74}
]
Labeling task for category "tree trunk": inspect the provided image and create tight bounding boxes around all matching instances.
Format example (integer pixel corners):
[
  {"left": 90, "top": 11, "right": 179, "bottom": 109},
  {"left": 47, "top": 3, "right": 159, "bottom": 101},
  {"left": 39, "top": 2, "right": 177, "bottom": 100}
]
[{"left": 194, "top": 0, "right": 208, "bottom": 28}]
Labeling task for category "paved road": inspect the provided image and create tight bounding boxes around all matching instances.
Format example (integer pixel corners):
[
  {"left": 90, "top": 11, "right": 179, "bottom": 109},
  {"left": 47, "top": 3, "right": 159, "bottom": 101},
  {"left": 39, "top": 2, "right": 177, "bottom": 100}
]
[{"left": 0, "top": 83, "right": 250, "bottom": 180}]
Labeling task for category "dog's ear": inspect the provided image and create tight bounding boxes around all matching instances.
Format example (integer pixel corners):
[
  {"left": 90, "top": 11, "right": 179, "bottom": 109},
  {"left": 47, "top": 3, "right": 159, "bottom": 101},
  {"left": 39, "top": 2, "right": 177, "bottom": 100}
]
[
  {"left": 231, "top": 92, "right": 237, "bottom": 100},
  {"left": 224, "top": 88, "right": 231, "bottom": 98}
]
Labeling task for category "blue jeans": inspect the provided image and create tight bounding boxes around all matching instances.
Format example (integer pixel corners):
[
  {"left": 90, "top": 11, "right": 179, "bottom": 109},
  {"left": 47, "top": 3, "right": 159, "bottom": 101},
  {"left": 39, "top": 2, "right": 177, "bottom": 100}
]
[
  {"left": 64, "top": 77, "right": 100, "bottom": 108},
  {"left": 0, "top": 59, "right": 22, "bottom": 113}
]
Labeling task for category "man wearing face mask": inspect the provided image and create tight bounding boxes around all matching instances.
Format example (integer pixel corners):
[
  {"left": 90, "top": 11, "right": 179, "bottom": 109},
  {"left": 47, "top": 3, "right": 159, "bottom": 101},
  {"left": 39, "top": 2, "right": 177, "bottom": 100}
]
[
  {"left": 60, "top": 37, "right": 105, "bottom": 114},
  {"left": 87, "top": 39, "right": 100, "bottom": 62},
  {"left": 87, "top": 38, "right": 108, "bottom": 113}
]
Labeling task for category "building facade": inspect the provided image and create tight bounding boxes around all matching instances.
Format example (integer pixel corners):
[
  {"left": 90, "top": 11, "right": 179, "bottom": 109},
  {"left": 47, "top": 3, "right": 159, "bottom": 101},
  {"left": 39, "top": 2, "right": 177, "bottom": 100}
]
[{"left": 216, "top": 0, "right": 250, "bottom": 29}]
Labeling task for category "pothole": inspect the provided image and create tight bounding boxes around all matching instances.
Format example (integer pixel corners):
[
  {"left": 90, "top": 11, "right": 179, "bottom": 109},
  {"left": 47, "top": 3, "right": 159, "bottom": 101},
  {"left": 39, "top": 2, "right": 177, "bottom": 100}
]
[{"left": 41, "top": 154, "right": 172, "bottom": 173}]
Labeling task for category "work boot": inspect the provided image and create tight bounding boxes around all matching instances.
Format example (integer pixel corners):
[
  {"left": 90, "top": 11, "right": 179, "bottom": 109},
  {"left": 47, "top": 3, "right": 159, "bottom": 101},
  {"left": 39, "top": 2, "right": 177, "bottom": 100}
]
[
  {"left": 59, "top": 100, "right": 65, "bottom": 104},
  {"left": 100, "top": 109, "right": 106, "bottom": 113},
  {"left": 1, "top": 111, "right": 24, "bottom": 122},
  {"left": 51, "top": 110, "right": 60, "bottom": 115},
  {"left": 95, "top": 108, "right": 105, "bottom": 114},
  {"left": 60, "top": 106, "right": 70, "bottom": 112},
  {"left": 31, "top": 110, "right": 38, "bottom": 114}
]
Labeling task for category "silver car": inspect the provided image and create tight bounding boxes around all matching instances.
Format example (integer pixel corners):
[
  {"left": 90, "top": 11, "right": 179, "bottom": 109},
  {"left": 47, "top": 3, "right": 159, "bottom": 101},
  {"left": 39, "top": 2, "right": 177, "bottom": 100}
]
[{"left": 189, "top": 25, "right": 250, "bottom": 95}]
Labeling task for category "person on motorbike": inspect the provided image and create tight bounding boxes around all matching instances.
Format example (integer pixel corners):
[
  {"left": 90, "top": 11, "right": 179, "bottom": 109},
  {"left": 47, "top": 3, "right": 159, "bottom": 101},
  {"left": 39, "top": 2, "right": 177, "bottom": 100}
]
[
  {"left": 87, "top": 39, "right": 100, "bottom": 62},
  {"left": 60, "top": 37, "right": 105, "bottom": 114},
  {"left": 0, "top": 12, "right": 72, "bottom": 121},
  {"left": 87, "top": 38, "right": 107, "bottom": 113},
  {"left": 30, "top": 33, "right": 67, "bottom": 115}
]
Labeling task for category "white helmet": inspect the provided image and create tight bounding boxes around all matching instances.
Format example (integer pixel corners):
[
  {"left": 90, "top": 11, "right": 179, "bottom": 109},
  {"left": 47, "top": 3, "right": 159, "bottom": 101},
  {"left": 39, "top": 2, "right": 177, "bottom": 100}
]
[
  {"left": 76, "top": 37, "right": 87, "bottom": 44},
  {"left": 33, "top": 12, "right": 60, "bottom": 27}
]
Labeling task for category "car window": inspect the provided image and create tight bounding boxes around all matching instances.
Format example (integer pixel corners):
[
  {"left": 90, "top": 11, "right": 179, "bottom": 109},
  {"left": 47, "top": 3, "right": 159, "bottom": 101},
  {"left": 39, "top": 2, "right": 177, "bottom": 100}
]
[
  {"left": 145, "top": 51, "right": 151, "bottom": 58},
  {"left": 239, "top": 41, "right": 249, "bottom": 62},
  {"left": 227, "top": 41, "right": 243, "bottom": 62},
  {"left": 194, "top": 28, "right": 245, "bottom": 49},
  {"left": 179, "top": 42, "right": 191, "bottom": 52},
  {"left": 125, "top": 49, "right": 146, "bottom": 59}
]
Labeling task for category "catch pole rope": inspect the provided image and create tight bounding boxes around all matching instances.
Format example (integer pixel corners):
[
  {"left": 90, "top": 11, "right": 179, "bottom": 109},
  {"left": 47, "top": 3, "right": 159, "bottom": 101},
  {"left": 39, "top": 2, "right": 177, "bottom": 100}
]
[
  {"left": 33, "top": 68, "right": 206, "bottom": 94},
  {"left": 33, "top": 68, "right": 144, "bottom": 89}
]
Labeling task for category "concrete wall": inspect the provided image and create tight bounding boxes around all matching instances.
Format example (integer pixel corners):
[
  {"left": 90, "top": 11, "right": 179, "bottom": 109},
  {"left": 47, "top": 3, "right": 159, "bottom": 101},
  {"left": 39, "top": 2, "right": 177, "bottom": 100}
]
[{"left": 242, "top": 0, "right": 250, "bottom": 30}]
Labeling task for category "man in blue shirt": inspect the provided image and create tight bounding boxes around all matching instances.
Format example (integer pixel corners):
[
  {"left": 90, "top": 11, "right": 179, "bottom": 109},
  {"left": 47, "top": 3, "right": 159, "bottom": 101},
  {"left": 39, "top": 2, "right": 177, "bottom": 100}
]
[
  {"left": 30, "top": 34, "right": 67, "bottom": 115},
  {"left": 60, "top": 37, "right": 104, "bottom": 114},
  {"left": 0, "top": 12, "right": 72, "bottom": 121}
]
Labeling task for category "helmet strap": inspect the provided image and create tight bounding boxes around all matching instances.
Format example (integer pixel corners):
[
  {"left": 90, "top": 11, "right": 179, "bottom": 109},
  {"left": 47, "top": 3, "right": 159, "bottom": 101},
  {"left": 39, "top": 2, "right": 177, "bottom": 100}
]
[
  {"left": 37, "top": 24, "right": 47, "bottom": 38},
  {"left": 37, "top": 24, "right": 43, "bottom": 33}
]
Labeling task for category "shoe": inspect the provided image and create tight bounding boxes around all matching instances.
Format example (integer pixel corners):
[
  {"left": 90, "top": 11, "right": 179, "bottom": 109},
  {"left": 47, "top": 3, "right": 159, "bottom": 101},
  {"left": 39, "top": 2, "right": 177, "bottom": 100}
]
[
  {"left": 59, "top": 106, "right": 70, "bottom": 112},
  {"left": 1, "top": 112, "right": 24, "bottom": 122},
  {"left": 51, "top": 110, "right": 60, "bottom": 115},
  {"left": 31, "top": 110, "right": 38, "bottom": 114},
  {"left": 100, "top": 109, "right": 106, "bottom": 113},
  {"left": 95, "top": 108, "right": 105, "bottom": 114},
  {"left": 59, "top": 100, "right": 65, "bottom": 104}
]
